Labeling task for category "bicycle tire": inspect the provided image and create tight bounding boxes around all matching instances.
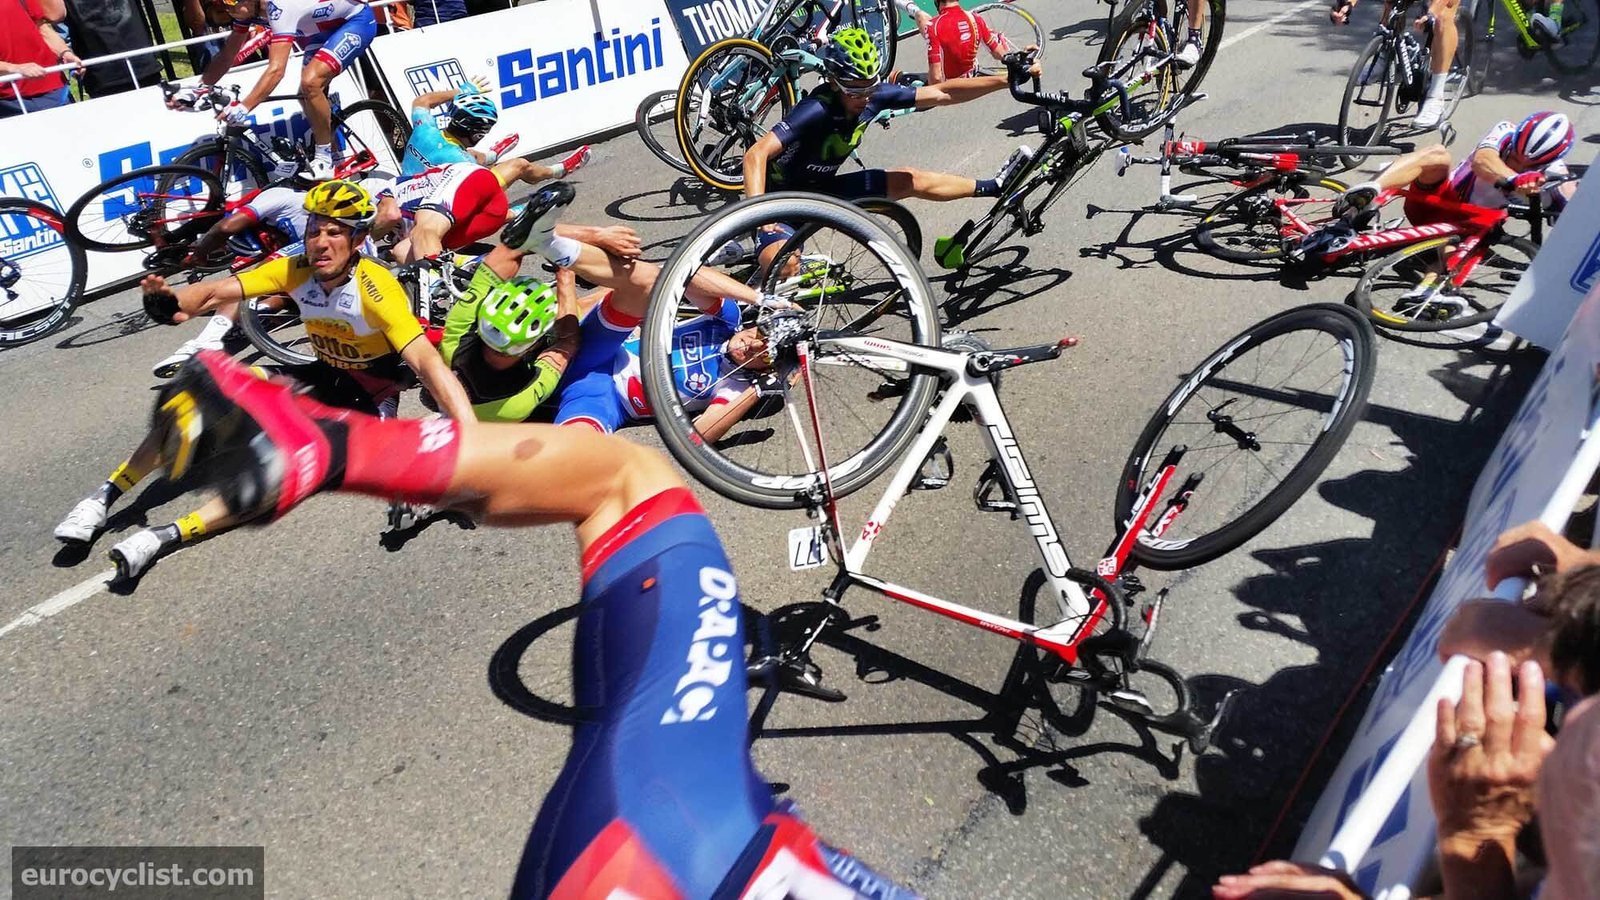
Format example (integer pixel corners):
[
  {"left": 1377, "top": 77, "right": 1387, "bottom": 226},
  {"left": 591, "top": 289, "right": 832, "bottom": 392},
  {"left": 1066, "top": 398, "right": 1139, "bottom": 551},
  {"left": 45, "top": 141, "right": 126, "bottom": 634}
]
[
  {"left": 1094, "top": 0, "right": 1224, "bottom": 140},
  {"left": 1094, "top": 8, "right": 1177, "bottom": 140},
  {"left": 1337, "top": 35, "right": 1397, "bottom": 169},
  {"left": 1114, "top": 303, "right": 1377, "bottom": 570},
  {"left": 636, "top": 89, "right": 694, "bottom": 175},
  {"left": 855, "top": 0, "right": 900, "bottom": 72},
  {"left": 334, "top": 98, "right": 412, "bottom": 177},
  {"left": 1194, "top": 175, "right": 1347, "bottom": 263},
  {"left": 1353, "top": 233, "right": 1537, "bottom": 332},
  {"left": 238, "top": 294, "right": 317, "bottom": 366},
  {"left": 1467, "top": 0, "right": 1494, "bottom": 93},
  {"left": 642, "top": 193, "right": 942, "bottom": 509},
  {"left": 973, "top": 3, "right": 1046, "bottom": 65},
  {"left": 0, "top": 197, "right": 87, "bottom": 349},
  {"left": 675, "top": 39, "right": 798, "bottom": 192},
  {"left": 174, "top": 137, "right": 269, "bottom": 202},
  {"left": 64, "top": 164, "right": 225, "bottom": 253},
  {"left": 1545, "top": 0, "right": 1600, "bottom": 72},
  {"left": 853, "top": 197, "right": 923, "bottom": 256}
]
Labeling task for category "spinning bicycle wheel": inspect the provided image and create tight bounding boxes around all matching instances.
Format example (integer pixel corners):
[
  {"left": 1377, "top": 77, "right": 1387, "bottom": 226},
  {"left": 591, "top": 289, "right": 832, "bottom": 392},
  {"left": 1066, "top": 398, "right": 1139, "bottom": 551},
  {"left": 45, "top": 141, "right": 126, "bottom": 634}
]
[
  {"left": 64, "top": 165, "right": 225, "bottom": 253},
  {"left": 1353, "top": 233, "right": 1536, "bottom": 332},
  {"left": 1193, "top": 175, "right": 1347, "bottom": 263},
  {"left": 1095, "top": 0, "right": 1224, "bottom": 139},
  {"left": 1336, "top": 35, "right": 1399, "bottom": 169},
  {"left": 675, "top": 39, "right": 798, "bottom": 192},
  {"left": 636, "top": 89, "right": 694, "bottom": 175},
  {"left": 0, "top": 198, "right": 86, "bottom": 349},
  {"left": 642, "top": 194, "right": 942, "bottom": 509},
  {"left": 1114, "top": 304, "right": 1376, "bottom": 570}
]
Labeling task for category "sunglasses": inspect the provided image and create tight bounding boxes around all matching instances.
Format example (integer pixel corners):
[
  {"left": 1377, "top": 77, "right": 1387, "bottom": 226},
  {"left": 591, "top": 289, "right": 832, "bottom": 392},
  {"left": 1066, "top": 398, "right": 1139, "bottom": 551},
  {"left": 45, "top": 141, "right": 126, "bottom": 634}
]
[{"left": 833, "top": 78, "right": 879, "bottom": 97}]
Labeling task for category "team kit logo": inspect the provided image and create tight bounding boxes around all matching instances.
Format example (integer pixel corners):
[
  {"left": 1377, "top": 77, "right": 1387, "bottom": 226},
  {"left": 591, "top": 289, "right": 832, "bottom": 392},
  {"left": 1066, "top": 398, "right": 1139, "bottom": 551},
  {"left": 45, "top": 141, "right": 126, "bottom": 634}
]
[
  {"left": 405, "top": 59, "right": 467, "bottom": 128},
  {"left": 0, "top": 164, "right": 65, "bottom": 260},
  {"left": 1572, "top": 230, "right": 1600, "bottom": 294}
]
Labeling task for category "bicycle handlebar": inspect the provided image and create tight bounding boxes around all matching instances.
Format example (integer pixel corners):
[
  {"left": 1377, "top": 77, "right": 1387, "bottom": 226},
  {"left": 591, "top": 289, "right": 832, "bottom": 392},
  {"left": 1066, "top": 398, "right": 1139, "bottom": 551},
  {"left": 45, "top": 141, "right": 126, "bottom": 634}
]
[
  {"left": 160, "top": 80, "right": 239, "bottom": 112},
  {"left": 1000, "top": 51, "right": 1133, "bottom": 138}
]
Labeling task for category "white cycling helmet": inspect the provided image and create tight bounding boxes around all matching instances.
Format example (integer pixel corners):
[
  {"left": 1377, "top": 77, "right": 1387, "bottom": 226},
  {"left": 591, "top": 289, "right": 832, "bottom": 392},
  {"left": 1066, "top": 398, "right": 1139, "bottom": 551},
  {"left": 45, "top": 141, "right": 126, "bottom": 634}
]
[{"left": 1508, "top": 112, "right": 1574, "bottom": 169}]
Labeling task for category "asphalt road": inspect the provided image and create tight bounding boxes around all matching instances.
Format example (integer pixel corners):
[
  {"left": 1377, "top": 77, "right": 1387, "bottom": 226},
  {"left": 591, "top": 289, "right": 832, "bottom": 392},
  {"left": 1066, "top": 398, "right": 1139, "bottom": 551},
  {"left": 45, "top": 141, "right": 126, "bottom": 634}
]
[{"left": 3, "top": 3, "right": 1597, "bottom": 897}]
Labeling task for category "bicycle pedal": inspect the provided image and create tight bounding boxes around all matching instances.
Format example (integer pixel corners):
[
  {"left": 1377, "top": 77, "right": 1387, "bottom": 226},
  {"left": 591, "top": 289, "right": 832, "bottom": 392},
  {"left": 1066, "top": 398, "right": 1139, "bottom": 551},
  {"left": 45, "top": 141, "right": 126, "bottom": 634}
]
[
  {"left": 777, "top": 657, "right": 847, "bottom": 702},
  {"left": 1105, "top": 688, "right": 1157, "bottom": 717},
  {"left": 973, "top": 460, "right": 1019, "bottom": 516}
]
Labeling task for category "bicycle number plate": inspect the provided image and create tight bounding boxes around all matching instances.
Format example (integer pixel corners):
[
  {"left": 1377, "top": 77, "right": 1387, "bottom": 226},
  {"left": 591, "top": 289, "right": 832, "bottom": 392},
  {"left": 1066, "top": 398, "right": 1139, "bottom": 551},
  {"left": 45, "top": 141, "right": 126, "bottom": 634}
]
[{"left": 787, "top": 526, "right": 827, "bottom": 571}]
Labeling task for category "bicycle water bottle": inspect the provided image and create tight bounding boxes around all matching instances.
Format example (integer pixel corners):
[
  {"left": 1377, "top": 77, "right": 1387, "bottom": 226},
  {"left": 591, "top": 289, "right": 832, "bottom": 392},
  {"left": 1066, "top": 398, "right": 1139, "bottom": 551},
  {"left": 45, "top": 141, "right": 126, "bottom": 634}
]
[{"left": 1116, "top": 146, "right": 1133, "bottom": 176}]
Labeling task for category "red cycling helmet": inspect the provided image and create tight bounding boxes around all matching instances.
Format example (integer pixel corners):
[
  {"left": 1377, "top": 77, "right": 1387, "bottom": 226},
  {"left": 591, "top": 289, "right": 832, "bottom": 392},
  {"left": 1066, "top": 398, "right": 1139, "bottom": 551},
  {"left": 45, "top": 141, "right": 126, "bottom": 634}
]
[{"left": 1508, "top": 111, "right": 1574, "bottom": 169}]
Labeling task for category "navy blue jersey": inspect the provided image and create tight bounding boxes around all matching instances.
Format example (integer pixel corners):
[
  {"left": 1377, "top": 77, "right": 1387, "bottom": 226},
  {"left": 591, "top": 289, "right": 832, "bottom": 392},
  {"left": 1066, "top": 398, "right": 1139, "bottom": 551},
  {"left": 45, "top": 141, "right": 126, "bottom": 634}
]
[{"left": 768, "top": 83, "right": 917, "bottom": 185}]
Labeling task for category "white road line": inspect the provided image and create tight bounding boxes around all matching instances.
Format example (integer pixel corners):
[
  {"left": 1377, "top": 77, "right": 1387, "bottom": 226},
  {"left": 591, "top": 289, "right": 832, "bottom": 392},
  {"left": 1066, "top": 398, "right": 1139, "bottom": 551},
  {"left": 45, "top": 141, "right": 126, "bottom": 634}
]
[
  {"left": 1219, "top": 0, "right": 1325, "bottom": 52},
  {"left": 0, "top": 570, "right": 115, "bottom": 641}
]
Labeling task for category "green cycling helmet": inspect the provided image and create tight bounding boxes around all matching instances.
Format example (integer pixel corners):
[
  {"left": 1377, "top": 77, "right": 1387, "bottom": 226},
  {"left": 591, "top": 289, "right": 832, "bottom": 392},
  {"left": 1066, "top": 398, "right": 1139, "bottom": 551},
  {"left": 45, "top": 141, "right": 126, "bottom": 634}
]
[
  {"left": 822, "top": 27, "right": 882, "bottom": 82},
  {"left": 477, "top": 277, "right": 558, "bottom": 356}
]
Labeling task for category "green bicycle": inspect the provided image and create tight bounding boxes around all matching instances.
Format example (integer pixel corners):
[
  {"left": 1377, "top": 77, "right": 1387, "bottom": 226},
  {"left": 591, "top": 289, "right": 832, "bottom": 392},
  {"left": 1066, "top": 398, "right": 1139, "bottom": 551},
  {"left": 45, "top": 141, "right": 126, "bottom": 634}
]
[
  {"left": 934, "top": 53, "right": 1139, "bottom": 269},
  {"left": 1468, "top": 0, "right": 1600, "bottom": 84}
]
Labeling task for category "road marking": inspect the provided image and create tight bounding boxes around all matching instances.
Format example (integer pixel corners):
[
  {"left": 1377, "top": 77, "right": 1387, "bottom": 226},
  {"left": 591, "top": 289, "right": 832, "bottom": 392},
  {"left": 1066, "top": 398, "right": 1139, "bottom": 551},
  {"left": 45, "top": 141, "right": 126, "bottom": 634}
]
[
  {"left": 1220, "top": 0, "right": 1326, "bottom": 52},
  {"left": 0, "top": 570, "right": 115, "bottom": 641}
]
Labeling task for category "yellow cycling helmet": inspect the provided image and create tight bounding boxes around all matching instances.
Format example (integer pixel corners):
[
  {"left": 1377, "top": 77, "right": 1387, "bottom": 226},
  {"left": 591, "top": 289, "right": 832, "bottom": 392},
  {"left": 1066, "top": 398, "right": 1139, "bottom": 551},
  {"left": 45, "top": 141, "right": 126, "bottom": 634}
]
[{"left": 302, "top": 179, "right": 376, "bottom": 231}]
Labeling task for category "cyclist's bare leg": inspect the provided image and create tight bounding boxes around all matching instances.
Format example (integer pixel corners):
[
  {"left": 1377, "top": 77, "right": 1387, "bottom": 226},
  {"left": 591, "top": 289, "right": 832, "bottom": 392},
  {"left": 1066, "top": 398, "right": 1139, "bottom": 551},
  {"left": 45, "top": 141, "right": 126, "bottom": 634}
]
[
  {"left": 492, "top": 158, "right": 561, "bottom": 186},
  {"left": 1374, "top": 144, "right": 1454, "bottom": 190},
  {"left": 1427, "top": 0, "right": 1459, "bottom": 75},
  {"left": 299, "top": 57, "right": 338, "bottom": 149},
  {"left": 886, "top": 168, "right": 978, "bottom": 201},
  {"left": 405, "top": 209, "right": 453, "bottom": 262}
]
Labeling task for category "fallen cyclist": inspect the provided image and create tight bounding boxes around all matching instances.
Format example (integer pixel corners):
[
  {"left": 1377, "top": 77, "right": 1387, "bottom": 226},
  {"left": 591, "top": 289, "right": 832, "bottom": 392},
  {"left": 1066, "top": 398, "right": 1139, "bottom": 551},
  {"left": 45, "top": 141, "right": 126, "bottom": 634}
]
[
  {"left": 132, "top": 348, "right": 921, "bottom": 898},
  {"left": 53, "top": 180, "right": 474, "bottom": 580}
]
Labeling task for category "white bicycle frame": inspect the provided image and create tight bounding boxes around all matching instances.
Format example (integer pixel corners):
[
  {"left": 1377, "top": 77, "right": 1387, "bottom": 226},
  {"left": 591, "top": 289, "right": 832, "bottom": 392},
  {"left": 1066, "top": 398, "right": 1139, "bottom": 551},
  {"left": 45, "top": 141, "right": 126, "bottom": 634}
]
[{"left": 794, "top": 334, "right": 1186, "bottom": 665}]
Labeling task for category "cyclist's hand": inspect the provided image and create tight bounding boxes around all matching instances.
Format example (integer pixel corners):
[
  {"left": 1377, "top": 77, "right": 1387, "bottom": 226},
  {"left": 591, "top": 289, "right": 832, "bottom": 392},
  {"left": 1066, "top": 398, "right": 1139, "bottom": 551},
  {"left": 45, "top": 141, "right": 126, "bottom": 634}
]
[
  {"left": 1213, "top": 861, "right": 1369, "bottom": 899},
  {"left": 1485, "top": 520, "right": 1597, "bottom": 592},
  {"left": 166, "top": 85, "right": 207, "bottom": 111},
  {"left": 456, "top": 75, "right": 491, "bottom": 96},
  {"left": 1329, "top": 0, "right": 1357, "bottom": 24},
  {"left": 140, "top": 275, "right": 187, "bottom": 325},
  {"left": 218, "top": 100, "right": 252, "bottom": 126},
  {"left": 591, "top": 225, "right": 641, "bottom": 259},
  {"left": 1509, "top": 171, "right": 1546, "bottom": 196}
]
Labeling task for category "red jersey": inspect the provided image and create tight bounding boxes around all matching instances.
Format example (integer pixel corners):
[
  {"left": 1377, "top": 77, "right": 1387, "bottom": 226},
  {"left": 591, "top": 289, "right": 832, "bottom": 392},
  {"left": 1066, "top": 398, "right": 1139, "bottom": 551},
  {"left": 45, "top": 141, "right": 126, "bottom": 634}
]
[
  {"left": 926, "top": 5, "right": 1001, "bottom": 79},
  {"left": 0, "top": 0, "right": 65, "bottom": 98}
]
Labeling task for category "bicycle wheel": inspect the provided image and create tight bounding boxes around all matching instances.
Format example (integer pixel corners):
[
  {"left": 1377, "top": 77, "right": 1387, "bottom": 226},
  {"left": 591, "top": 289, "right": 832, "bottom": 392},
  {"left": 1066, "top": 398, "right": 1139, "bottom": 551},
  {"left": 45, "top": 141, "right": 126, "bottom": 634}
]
[
  {"left": 1353, "top": 233, "right": 1536, "bottom": 331},
  {"left": 0, "top": 198, "right": 86, "bottom": 349},
  {"left": 1114, "top": 303, "right": 1377, "bottom": 570},
  {"left": 64, "top": 165, "right": 225, "bottom": 253},
  {"left": 1430, "top": 5, "right": 1474, "bottom": 124},
  {"left": 174, "top": 137, "right": 269, "bottom": 203},
  {"left": 636, "top": 89, "right": 694, "bottom": 175},
  {"left": 1194, "top": 175, "right": 1347, "bottom": 263},
  {"left": 676, "top": 39, "right": 798, "bottom": 192},
  {"left": 854, "top": 197, "right": 922, "bottom": 256},
  {"left": 1546, "top": 0, "right": 1600, "bottom": 72},
  {"left": 973, "top": 3, "right": 1047, "bottom": 64},
  {"left": 854, "top": 0, "right": 901, "bottom": 72},
  {"left": 963, "top": 138, "right": 1087, "bottom": 265},
  {"left": 1337, "top": 35, "right": 1397, "bottom": 169},
  {"left": 1095, "top": 8, "right": 1178, "bottom": 139},
  {"left": 334, "top": 98, "right": 412, "bottom": 178},
  {"left": 642, "top": 193, "right": 942, "bottom": 509},
  {"left": 238, "top": 294, "right": 317, "bottom": 366},
  {"left": 1168, "top": 0, "right": 1225, "bottom": 116},
  {"left": 1467, "top": 0, "right": 1495, "bottom": 93}
]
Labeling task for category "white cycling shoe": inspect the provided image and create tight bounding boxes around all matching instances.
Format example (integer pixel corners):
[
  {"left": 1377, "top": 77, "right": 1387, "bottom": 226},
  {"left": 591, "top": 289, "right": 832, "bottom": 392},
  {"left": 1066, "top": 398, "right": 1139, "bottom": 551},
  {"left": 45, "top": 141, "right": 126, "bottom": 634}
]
[
  {"left": 1412, "top": 95, "right": 1449, "bottom": 130},
  {"left": 153, "top": 335, "right": 227, "bottom": 379},
  {"left": 1174, "top": 39, "right": 1203, "bottom": 69},
  {"left": 109, "top": 529, "right": 164, "bottom": 580},
  {"left": 54, "top": 496, "right": 109, "bottom": 543}
]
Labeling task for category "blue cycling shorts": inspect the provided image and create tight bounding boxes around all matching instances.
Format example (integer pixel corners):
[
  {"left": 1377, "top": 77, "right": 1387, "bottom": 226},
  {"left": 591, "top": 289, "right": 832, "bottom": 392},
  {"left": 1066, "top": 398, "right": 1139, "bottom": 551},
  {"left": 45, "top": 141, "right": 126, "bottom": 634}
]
[
  {"left": 553, "top": 293, "right": 635, "bottom": 434},
  {"left": 307, "top": 5, "right": 375, "bottom": 74}
]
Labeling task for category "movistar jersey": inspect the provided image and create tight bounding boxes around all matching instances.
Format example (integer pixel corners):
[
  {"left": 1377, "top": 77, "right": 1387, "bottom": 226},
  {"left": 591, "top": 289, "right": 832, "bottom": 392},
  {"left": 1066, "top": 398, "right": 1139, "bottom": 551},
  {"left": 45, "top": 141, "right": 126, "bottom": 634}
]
[{"left": 768, "top": 83, "right": 918, "bottom": 185}]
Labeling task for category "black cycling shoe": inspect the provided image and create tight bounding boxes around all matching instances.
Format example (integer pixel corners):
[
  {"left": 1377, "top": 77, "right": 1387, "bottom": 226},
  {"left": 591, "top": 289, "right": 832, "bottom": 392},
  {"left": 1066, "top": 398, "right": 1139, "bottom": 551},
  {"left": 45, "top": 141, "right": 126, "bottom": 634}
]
[{"left": 500, "top": 180, "right": 576, "bottom": 251}]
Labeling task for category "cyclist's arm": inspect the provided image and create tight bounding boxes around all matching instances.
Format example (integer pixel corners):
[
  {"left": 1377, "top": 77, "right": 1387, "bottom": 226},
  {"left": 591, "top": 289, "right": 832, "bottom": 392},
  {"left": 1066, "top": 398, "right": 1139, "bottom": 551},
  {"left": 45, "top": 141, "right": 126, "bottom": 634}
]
[
  {"left": 411, "top": 89, "right": 458, "bottom": 112},
  {"left": 190, "top": 207, "right": 258, "bottom": 259},
  {"left": 743, "top": 131, "right": 782, "bottom": 198},
  {"left": 237, "top": 39, "right": 292, "bottom": 110},
  {"left": 141, "top": 272, "right": 248, "bottom": 325},
  {"left": 693, "top": 385, "right": 763, "bottom": 443},
  {"left": 914, "top": 72, "right": 1012, "bottom": 108},
  {"left": 201, "top": 28, "right": 252, "bottom": 83},
  {"left": 1471, "top": 146, "right": 1521, "bottom": 188},
  {"left": 402, "top": 337, "right": 476, "bottom": 423}
]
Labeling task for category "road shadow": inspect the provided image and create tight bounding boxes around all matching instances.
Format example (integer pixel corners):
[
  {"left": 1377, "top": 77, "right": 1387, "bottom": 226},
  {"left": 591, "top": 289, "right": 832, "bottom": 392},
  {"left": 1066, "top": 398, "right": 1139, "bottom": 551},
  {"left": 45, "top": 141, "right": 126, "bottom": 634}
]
[
  {"left": 1130, "top": 347, "right": 1543, "bottom": 898},
  {"left": 53, "top": 309, "right": 161, "bottom": 350},
  {"left": 936, "top": 245, "right": 1075, "bottom": 326},
  {"left": 605, "top": 180, "right": 732, "bottom": 224}
]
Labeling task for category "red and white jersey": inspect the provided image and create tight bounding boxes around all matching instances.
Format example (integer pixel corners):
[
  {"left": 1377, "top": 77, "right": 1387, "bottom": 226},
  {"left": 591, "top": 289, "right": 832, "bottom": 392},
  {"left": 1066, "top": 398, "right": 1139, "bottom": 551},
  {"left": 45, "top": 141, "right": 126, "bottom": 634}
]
[
  {"left": 1447, "top": 120, "right": 1571, "bottom": 209},
  {"left": 235, "top": 0, "right": 368, "bottom": 44},
  {"left": 926, "top": 6, "right": 1002, "bottom": 78}
]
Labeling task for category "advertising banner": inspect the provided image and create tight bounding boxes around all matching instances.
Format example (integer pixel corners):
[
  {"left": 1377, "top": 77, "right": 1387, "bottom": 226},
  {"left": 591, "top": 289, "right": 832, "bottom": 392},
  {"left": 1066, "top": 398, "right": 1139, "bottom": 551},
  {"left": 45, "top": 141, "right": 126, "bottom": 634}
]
[{"left": 1496, "top": 157, "right": 1600, "bottom": 350}]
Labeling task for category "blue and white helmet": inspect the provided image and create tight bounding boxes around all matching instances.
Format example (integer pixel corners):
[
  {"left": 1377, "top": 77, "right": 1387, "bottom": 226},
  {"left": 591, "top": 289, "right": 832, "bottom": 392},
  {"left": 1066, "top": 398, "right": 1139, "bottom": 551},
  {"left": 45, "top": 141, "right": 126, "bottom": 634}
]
[{"left": 449, "top": 93, "right": 499, "bottom": 139}]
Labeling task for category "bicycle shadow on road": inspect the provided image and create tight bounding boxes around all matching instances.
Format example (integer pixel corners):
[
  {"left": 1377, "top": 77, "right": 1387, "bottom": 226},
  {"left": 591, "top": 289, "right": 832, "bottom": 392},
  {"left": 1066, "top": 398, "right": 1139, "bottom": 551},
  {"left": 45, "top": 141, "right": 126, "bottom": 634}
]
[
  {"left": 52, "top": 308, "right": 161, "bottom": 351},
  {"left": 604, "top": 180, "right": 732, "bottom": 225},
  {"left": 937, "top": 246, "right": 1074, "bottom": 326},
  {"left": 1129, "top": 348, "right": 1541, "bottom": 899}
]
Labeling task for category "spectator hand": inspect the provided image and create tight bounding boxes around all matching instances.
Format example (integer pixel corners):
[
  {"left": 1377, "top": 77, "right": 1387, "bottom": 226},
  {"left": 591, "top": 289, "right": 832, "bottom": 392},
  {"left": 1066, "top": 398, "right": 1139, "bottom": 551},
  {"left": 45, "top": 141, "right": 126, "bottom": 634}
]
[
  {"left": 1330, "top": 0, "right": 1357, "bottom": 23},
  {"left": 1484, "top": 520, "right": 1596, "bottom": 594},
  {"left": 60, "top": 51, "right": 84, "bottom": 75},
  {"left": 1212, "top": 861, "right": 1369, "bottom": 899},
  {"left": 1428, "top": 653, "right": 1552, "bottom": 851},
  {"left": 14, "top": 61, "right": 49, "bottom": 78},
  {"left": 591, "top": 226, "right": 641, "bottom": 259},
  {"left": 1438, "top": 599, "right": 1551, "bottom": 665}
]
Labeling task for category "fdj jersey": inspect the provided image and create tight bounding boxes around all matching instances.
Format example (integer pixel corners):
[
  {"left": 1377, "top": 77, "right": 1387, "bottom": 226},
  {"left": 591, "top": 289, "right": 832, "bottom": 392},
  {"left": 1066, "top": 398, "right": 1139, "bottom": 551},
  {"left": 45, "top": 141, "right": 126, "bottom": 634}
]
[
  {"left": 769, "top": 83, "right": 918, "bottom": 185},
  {"left": 238, "top": 186, "right": 308, "bottom": 243},
  {"left": 234, "top": 0, "right": 375, "bottom": 73}
]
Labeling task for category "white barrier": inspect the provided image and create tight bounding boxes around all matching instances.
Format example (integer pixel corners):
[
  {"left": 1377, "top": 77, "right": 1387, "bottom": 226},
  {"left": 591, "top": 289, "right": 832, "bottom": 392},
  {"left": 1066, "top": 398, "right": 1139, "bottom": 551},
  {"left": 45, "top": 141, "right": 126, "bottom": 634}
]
[
  {"left": 1495, "top": 154, "right": 1600, "bottom": 349},
  {"left": 364, "top": 0, "right": 689, "bottom": 162},
  {"left": 0, "top": 55, "right": 370, "bottom": 294},
  {"left": 1294, "top": 281, "right": 1600, "bottom": 896}
]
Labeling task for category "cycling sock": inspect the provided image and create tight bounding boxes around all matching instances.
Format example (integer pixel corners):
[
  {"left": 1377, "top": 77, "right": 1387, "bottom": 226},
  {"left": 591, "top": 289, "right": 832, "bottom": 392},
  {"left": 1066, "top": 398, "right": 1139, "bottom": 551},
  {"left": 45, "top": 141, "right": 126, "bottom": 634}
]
[
  {"left": 314, "top": 143, "right": 333, "bottom": 163},
  {"left": 541, "top": 234, "right": 582, "bottom": 267},
  {"left": 973, "top": 178, "right": 1000, "bottom": 198},
  {"left": 97, "top": 458, "right": 151, "bottom": 504},
  {"left": 1188, "top": 27, "right": 1202, "bottom": 45},
  {"left": 173, "top": 511, "right": 208, "bottom": 543},
  {"left": 316, "top": 401, "right": 459, "bottom": 504},
  {"left": 195, "top": 313, "right": 234, "bottom": 345},
  {"left": 1426, "top": 75, "right": 1448, "bottom": 98}
]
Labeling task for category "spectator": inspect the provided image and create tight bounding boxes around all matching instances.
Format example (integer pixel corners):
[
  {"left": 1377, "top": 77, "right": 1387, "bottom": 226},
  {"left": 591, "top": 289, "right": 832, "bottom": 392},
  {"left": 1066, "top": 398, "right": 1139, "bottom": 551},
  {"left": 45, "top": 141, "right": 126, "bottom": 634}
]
[
  {"left": 64, "top": 0, "right": 162, "bottom": 97},
  {"left": 0, "top": 0, "right": 81, "bottom": 117},
  {"left": 1211, "top": 522, "right": 1600, "bottom": 900},
  {"left": 175, "top": 0, "right": 234, "bottom": 72},
  {"left": 410, "top": 0, "right": 467, "bottom": 28}
]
